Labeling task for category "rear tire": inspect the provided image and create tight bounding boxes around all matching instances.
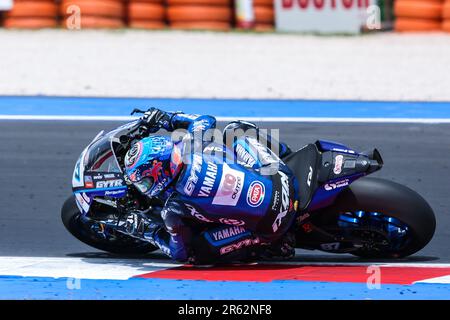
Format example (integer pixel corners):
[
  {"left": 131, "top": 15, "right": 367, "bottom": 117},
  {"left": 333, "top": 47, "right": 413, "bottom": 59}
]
[
  {"left": 61, "top": 196, "right": 158, "bottom": 255},
  {"left": 328, "top": 178, "right": 436, "bottom": 258}
]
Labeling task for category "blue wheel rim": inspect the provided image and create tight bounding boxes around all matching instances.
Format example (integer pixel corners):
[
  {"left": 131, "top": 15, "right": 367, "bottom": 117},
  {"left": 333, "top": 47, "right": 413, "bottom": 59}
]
[{"left": 337, "top": 211, "right": 411, "bottom": 252}]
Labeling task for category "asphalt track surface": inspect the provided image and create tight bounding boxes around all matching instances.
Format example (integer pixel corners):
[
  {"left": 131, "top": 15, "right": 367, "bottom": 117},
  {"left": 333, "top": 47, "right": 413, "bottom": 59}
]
[{"left": 0, "top": 121, "right": 449, "bottom": 263}]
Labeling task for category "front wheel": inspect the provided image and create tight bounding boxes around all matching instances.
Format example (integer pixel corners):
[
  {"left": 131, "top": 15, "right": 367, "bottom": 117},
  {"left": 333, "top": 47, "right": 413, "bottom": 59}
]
[
  {"left": 61, "top": 196, "right": 158, "bottom": 255},
  {"left": 312, "top": 178, "right": 436, "bottom": 259}
]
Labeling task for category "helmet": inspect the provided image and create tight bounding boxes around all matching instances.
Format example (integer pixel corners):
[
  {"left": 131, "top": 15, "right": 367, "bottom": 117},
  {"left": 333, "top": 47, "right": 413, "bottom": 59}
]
[{"left": 124, "top": 136, "right": 183, "bottom": 197}]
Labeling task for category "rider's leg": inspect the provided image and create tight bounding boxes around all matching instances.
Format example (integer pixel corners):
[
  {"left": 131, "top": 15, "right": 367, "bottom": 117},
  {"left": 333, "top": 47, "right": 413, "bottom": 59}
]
[
  {"left": 223, "top": 121, "right": 298, "bottom": 260},
  {"left": 257, "top": 167, "right": 299, "bottom": 260},
  {"left": 149, "top": 200, "right": 194, "bottom": 262},
  {"left": 193, "top": 225, "right": 262, "bottom": 264}
]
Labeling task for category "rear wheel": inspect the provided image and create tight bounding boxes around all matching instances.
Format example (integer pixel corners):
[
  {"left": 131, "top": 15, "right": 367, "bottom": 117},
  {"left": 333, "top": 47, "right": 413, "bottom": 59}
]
[
  {"left": 307, "top": 178, "right": 436, "bottom": 258},
  {"left": 61, "top": 196, "right": 158, "bottom": 255}
]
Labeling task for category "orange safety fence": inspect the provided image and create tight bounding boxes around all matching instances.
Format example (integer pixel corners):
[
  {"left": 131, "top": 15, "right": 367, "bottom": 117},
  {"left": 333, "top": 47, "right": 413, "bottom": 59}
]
[
  {"left": 0, "top": 0, "right": 276, "bottom": 31},
  {"left": 2, "top": 0, "right": 449, "bottom": 33},
  {"left": 393, "top": 0, "right": 446, "bottom": 32}
]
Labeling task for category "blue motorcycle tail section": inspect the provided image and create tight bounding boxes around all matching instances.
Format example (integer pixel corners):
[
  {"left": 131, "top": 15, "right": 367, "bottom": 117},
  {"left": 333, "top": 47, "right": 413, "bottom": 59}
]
[{"left": 285, "top": 141, "right": 380, "bottom": 212}]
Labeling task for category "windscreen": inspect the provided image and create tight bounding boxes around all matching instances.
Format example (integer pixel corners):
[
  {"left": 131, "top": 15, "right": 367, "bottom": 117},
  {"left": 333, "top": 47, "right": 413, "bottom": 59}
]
[
  {"left": 84, "top": 135, "right": 122, "bottom": 173},
  {"left": 82, "top": 120, "right": 141, "bottom": 174}
]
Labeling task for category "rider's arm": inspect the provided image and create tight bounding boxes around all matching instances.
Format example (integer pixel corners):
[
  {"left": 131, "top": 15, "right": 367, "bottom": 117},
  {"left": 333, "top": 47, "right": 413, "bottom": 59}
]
[
  {"left": 163, "top": 112, "right": 217, "bottom": 134},
  {"left": 142, "top": 108, "right": 216, "bottom": 134}
]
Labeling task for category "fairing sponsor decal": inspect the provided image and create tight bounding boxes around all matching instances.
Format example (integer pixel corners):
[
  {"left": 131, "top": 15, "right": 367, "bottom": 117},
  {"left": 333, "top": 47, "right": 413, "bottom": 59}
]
[
  {"left": 334, "top": 155, "right": 344, "bottom": 175},
  {"left": 198, "top": 162, "right": 218, "bottom": 197},
  {"left": 72, "top": 148, "right": 88, "bottom": 188},
  {"left": 324, "top": 178, "right": 350, "bottom": 191},
  {"left": 235, "top": 143, "right": 257, "bottom": 168},
  {"left": 220, "top": 237, "right": 260, "bottom": 255},
  {"left": 247, "top": 181, "right": 265, "bottom": 207},
  {"left": 185, "top": 203, "right": 214, "bottom": 223},
  {"left": 75, "top": 193, "right": 90, "bottom": 213},
  {"left": 212, "top": 163, "right": 245, "bottom": 206},
  {"left": 183, "top": 154, "right": 203, "bottom": 196},
  {"left": 272, "top": 171, "right": 291, "bottom": 233}
]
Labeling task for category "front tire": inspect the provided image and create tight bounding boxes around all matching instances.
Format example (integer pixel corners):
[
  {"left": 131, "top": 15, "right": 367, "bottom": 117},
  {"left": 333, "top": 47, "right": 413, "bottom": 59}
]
[
  {"left": 327, "top": 178, "right": 436, "bottom": 258},
  {"left": 61, "top": 196, "right": 158, "bottom": 255}
]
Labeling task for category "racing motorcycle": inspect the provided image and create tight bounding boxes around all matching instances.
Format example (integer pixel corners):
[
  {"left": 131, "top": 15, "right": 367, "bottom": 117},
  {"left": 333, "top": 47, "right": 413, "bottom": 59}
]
[{"left": 61, "top": 111, "right": 436, "bottom": 261}]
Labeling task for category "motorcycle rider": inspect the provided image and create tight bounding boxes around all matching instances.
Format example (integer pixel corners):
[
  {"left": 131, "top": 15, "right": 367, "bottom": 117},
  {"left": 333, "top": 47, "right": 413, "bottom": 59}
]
[{"left": 124, "top": 108, "right": 299, "bottom": 264}]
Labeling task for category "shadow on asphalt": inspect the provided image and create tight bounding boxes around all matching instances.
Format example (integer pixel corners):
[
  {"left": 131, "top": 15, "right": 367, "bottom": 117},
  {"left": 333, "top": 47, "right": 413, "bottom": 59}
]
[
  {"left": 66, "top": 252, "right": 441, "bottom": 266},
  {"left": 66, "top": 251, "right": 169, "bottom": 261}
]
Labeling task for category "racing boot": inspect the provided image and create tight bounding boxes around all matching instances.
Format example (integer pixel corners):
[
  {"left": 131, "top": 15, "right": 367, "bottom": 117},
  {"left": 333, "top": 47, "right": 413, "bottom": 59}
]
[{"left": 260, "top": 231, "right": 296, "bottom": 261}]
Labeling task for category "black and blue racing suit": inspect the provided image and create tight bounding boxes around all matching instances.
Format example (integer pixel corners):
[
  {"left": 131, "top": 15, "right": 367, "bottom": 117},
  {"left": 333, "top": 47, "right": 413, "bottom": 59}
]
[{"left": 148, "top": 112, "right": 299, "bottom": 263}]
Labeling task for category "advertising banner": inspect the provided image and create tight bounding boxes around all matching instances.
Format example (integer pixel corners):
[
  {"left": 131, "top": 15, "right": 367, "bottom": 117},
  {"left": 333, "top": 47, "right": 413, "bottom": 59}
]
[
  {"left": 276, "top": 0, "right": 378, "bottom": 34},
  {"left": 0, "top": 0, "right": 12, "bottom": 10}
]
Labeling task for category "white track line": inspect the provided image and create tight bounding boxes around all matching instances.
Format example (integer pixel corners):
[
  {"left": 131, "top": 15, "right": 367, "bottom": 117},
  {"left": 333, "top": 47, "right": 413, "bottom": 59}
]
[
  {"left": 1, "top": 115, "right": 450, "bottom": 123},
  {"left": 0, "top": 257, "right": 181, "bottom": 280},
  {"left": 0, "top": 257, "right": 449, "bottom": 281},
  {"left": 416, "top": 275, "right": 450, "bottom": 284},
  {"left": 0, "top": 115, "right": 135, "bottom": 121},
  {"left": 218, "top": 117, "right": 450, "bottom": 124}
]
